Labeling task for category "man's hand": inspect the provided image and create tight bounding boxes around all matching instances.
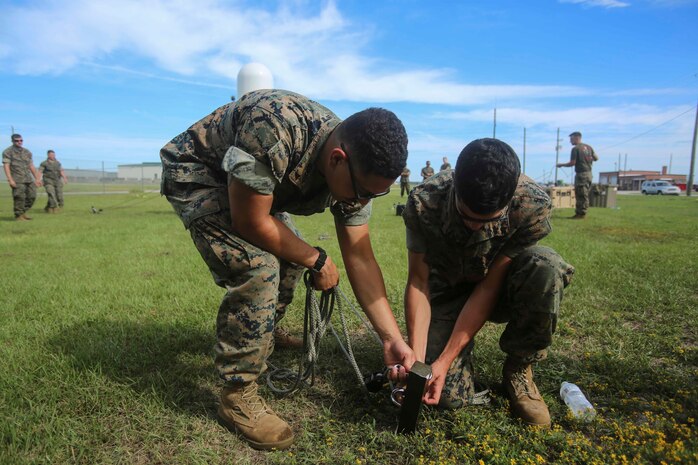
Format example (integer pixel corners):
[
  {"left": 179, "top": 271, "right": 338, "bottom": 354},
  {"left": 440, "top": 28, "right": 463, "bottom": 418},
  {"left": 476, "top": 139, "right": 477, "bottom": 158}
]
[
  {"left": 311, "top": 255, "right": 339, "bottom": 291},
  {"left": 8, "top": 179, "right": 16, "bottom": 188},
  {"left": 385, "top": 338, "right": 417, "bottom": 384},
  {"left": 422, "top": 358, "right": 449, "bottom": 406},
  {"left": 35, "top": 180, "right": 42, "bottom": 187}
]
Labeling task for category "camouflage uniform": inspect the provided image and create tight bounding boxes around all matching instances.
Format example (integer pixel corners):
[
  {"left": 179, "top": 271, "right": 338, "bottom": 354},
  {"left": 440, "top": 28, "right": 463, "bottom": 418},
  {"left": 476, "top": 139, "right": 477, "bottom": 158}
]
[
  {"left": 439, "top": 162, "right": 451, "bottom": 171},
  {"left": 2, "top": 145, "right": 36, "bottom": 218},
  {"left": 421, "top": 165, "right": 435, "bottom": 182},
  {"left": 400, "top": 168, "right": 411, "bottom": 197},
  {"left": 160, "top": 89, "right": 371, "bottom": 385},
  {"left": 403, "top": 171, "right": 574, "bottom": 408},
  {"left": 571, "top": 143, "right": 596, "bottom": 216},
  {"left": 39, "top": 159, "right": 65, "bottom": 209}
]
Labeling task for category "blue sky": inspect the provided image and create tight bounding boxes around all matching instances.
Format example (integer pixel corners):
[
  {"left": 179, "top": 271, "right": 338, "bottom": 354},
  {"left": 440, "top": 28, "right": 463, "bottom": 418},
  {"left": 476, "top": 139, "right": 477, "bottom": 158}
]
[{"left": 1, "top": 0, "right": 697, "bottom": 184}]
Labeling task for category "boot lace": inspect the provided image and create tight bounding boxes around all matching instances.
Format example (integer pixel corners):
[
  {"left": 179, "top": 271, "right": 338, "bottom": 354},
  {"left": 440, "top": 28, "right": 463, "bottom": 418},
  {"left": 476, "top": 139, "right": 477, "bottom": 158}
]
[
  {"left": 239, "top": 384, "right": 271, "bottom": 419},
  {"left": 510, "top": 367, "right": 532, "bottom": 397}
]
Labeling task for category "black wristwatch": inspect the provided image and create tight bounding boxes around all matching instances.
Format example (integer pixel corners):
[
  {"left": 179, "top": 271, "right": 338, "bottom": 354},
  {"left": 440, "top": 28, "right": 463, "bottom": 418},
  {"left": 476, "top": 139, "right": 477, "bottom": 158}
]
[{"left": 311, "top": 246, "right": 327, "bottom": 273}]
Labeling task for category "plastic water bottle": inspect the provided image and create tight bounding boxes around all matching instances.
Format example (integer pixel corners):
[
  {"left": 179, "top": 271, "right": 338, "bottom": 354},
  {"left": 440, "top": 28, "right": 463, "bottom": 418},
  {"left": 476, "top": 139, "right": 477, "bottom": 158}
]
[{"left": 560, "top": 382, "right": 596, "bottom": 421}]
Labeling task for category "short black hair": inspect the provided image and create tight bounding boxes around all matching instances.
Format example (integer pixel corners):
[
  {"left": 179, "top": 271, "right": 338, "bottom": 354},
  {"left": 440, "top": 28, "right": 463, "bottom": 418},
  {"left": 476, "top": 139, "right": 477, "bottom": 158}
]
[
  {"left": 47, "top": 150, "right": 55, "bottom": 154},
  {"left": 454, "top": 138, "right": 521, "bottom": 215},
  {"left": 337, "top": 108, "right": 408, "bottom": 179},
  {"left": 569, "top": 131, "right": 582, "bottom": 137},
  {"left": 11, "top": 133, "right": 22, "bottom": 141}
]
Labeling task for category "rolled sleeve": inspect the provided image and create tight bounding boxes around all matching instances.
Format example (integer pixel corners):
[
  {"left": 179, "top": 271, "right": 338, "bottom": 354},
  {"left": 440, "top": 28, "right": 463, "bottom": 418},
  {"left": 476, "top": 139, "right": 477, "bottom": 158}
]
[
  {"left": 402, "top": 196, "right": 427, "bottom": 253},
  {"left": 223, "top": 146, "right": 278, "bottom": 195},
  {"left": 331, "top": 201, "right": 372, "bottom": 226},
  {"left": 406, "top": 226, "right": 427, "bottom": 253}
]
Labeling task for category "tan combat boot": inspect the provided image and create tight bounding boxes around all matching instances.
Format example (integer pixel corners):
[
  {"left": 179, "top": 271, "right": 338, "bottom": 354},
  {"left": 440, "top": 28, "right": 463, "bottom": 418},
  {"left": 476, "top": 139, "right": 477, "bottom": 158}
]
[
  {"left": 503, "top": 358, "right": 551, "bottom": 427},
  {"left": 273, "top": 326, "right": 303, "bottom": 349},
  {"left": 15, "top": 215, "right": 28, "bottom": 221},
  {"left": 218, "top": 382, "right": 294, "bottom": 450}
]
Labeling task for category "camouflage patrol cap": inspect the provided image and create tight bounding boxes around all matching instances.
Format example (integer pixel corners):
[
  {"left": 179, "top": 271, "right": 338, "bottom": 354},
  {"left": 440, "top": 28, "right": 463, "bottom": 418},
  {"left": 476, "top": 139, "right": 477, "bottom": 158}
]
[{"left": 569, "top": 131, "right": 582, "bottom": 137}]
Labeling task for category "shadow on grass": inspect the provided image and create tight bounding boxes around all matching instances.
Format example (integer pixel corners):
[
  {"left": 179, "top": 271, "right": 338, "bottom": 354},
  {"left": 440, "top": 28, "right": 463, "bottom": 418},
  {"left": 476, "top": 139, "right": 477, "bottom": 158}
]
[
  {"left": 48, "top": 318, "right": 401, "bottom": 429},
  {"left": 49, "top": 318, "right": 219, "bottom": 418}
]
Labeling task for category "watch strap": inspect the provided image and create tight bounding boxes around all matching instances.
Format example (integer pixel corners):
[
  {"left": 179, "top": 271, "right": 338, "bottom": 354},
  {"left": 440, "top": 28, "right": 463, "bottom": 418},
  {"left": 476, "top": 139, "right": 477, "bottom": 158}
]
[{"left": 311, "top": 246, "right": 327, "bottom": 273}]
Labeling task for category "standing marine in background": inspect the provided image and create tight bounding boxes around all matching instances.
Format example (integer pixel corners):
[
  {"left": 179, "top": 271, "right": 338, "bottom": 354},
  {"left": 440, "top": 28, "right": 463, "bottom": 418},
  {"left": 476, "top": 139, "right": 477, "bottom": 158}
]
[
  {"left": 400, "top": 166, "right": 411, "bottom": 197},
  {"left": 3, "top": 134, "right": 41, "bottom": 221},
  {"left": 421, "top": 160, "right": 434, "bottom": 182},
  {"left": 403, "top": 138, "right": 574, "bottom": 427},
  {"left": 39, "top": 150, "right": 68, "bottom": 213},
  {"left": 440, "top": 156, "right": 451, "bottom": 171},
  {"left": 557, "top": 131, "right": 598, "bottom": 219},
  {"left": 160, "top": 89, "right": 415, "bottom": 450}
]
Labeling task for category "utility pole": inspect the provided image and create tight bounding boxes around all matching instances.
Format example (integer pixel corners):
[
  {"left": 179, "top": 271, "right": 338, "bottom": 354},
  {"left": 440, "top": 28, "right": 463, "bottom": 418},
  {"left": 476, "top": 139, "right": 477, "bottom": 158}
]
[
  {"left": 618, "top": 153, "right": 622, "bottom": 184},
  {"left": 669, "top": 153, "right": 673, "bottom": 174},
  {"left": 493, "top": 108, "right": 497, "bottom": 139},
  {"left": 523, "top": 127, "right": 527, "bottom": 175},
  {"left": 554, "top": 128, "right": 560, "bottom": 186},
  {"left": 687, "top": 100, "right": 697, "bottom": 197}
]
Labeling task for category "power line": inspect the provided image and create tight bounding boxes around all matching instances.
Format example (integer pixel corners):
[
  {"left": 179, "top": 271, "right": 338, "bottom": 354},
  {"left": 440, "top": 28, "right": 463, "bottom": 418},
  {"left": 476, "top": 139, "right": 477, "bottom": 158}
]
[{"left": 599, "top": 106, "right": 696, "bottom": 151}]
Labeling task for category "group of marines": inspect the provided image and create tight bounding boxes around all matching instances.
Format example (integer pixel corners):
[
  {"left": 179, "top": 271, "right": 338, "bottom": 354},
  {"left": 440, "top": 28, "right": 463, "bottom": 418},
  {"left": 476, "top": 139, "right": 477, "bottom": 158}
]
[{"left": 3, "top": 133, "right": 67, "bottom": 220}]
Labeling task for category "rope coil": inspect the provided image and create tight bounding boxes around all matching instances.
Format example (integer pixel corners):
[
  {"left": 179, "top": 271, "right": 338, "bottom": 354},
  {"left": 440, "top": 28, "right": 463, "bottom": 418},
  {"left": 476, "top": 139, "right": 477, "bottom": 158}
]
[{"left": 266, "top": 271, "right": 371, "bottom": 396}]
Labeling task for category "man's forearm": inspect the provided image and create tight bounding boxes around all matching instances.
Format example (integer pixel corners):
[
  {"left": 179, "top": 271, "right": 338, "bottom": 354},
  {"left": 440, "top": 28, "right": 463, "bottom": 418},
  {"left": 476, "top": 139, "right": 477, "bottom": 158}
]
[
  {"left": 3, "top": 164, "right": 13, "bottom": 184},
  {"left": 228, "top": 180, "right": 321, "bottom": 269},
  {"left": 436, "top": 256, "right": 512, "bottom": 367},
  {"left": 235, "top": 214, "right": 319, "bottom": 269},
  {"left": 405, "top": 284, "right": 431, "bottom": 362},
  {"left": 338, "top": 224, "right": 403, "bottom": 343},
  {"left": 345, "top": 253, "right": 402, "bottom": 342}
]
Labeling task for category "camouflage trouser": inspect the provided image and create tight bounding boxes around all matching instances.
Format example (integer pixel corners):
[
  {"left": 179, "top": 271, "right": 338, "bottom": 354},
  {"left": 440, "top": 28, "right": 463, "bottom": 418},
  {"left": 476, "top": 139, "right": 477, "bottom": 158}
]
[
  {"left": 401, "top": 182, "right": 410, "bottom": 197},
  {"left": 426, "top": 246, "right": 574, "bottom": 409},
  {"left": 188, "top": 208, "right": 305, "bottom": 385},
  {"left": 11, "top": 182, "right": 37, "bottom": 217},
  {"left": 44, "top": 182, "right": 64, "bottom": 209},
  {"left": 574, "top": 171, "right": 593, "bottom": 216}
]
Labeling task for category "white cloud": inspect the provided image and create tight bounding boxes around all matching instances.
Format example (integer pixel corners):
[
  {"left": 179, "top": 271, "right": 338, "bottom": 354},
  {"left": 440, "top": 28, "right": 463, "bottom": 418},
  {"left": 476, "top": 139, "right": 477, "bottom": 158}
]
[
  {"left": 559, "top": 0, "right": 631, "bottom": 8},
  {"left": 433, "top": 104, "right": 693, "bottom": 129},
  {"left": 0, "top": 0, "right": 588, "bottom": 105}
]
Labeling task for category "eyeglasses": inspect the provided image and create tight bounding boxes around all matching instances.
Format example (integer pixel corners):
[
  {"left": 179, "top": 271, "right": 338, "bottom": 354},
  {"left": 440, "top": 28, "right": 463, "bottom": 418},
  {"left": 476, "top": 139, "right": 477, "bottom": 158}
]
[
  {"left": 341, "top": 143, "right": 390, "bottom": 201},
  {"left": 455, "top": 196, "right": 508, "bottom": 224},
  {"left": 13, "top": 139, "right": 23, "bottom": 142}
]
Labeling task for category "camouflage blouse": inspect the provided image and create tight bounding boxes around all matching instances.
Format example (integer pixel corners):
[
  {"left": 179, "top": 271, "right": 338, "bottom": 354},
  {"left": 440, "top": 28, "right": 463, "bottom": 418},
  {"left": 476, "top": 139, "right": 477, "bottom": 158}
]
[
  {"left": 160, "top": 89, "right": 370, "bottom": 228},
  {"left": 39, "top": 159, "right": 63, "bottom": 184},
  {"left": 2, "top": 146, "right": 34, "bottom": 183},
  {"left": 403, "top": 171, "right": 552, "bottom": 291}
]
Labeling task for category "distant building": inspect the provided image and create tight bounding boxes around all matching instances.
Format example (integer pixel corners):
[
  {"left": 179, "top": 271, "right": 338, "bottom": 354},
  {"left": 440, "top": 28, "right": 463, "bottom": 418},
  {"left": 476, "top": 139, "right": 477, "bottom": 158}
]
[
  {"left": 599, "top": 166, "right": 687, "bottom": 191},
  {"left": 118, "top": 162, "right": 162, "bottom": 181},
  {"left": 65, "top": 168, "right": 117, "bottom": 183},
  {"left": 1, "top": 168, "right": 116, "bottom": 182}
]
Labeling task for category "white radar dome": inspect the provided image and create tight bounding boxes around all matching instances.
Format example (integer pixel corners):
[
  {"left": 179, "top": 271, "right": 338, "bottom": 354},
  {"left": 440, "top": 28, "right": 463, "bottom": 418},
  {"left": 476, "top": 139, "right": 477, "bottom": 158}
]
[{"left": 237, "top": 63, "right": 274, "bottom": 98}]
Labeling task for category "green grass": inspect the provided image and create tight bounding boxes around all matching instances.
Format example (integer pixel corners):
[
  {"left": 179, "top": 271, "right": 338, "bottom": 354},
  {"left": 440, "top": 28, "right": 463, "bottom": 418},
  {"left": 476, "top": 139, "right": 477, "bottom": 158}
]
[{"left": 0, "top": 190, "right": 696, "bottom": 465}]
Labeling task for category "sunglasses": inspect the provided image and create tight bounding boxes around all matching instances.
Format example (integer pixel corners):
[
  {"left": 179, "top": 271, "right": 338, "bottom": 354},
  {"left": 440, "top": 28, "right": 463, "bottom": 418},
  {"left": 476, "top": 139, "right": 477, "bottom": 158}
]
[{"left": 341, "top": 143, "right": 390, "bottom": 201}]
